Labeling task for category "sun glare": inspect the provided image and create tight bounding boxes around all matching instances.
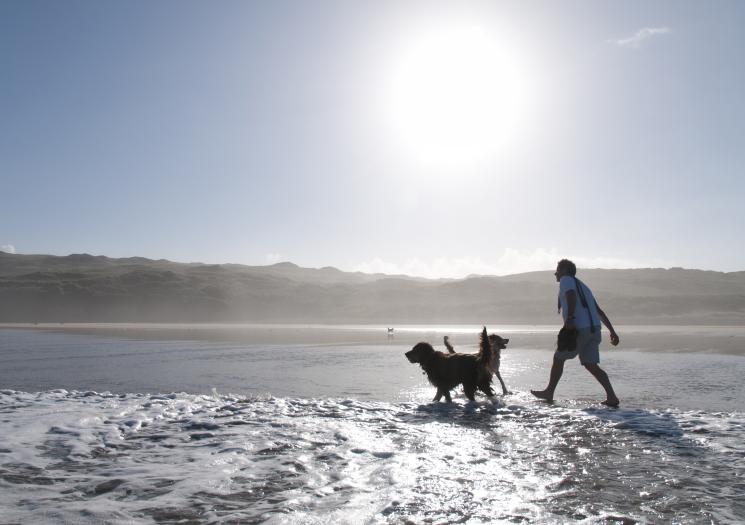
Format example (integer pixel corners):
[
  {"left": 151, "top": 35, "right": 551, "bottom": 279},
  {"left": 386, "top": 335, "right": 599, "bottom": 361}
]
[{"left": 387, "top": 26, "right": 530, "bottom": 168}]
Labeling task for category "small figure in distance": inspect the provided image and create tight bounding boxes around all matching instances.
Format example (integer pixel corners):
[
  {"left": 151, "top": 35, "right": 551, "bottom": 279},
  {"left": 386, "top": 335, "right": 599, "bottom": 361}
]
[{"left": 531, "top": 259, "right": 620, "bottom": 407}]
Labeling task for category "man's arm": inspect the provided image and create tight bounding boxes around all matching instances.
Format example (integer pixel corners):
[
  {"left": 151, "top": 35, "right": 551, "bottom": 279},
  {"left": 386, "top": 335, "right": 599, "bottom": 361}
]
[
  {"left": 564, "top": 289, "right": 577, "bottom": 328},
  {"left": 595, "top": 303, "right": 620, "bottom": 346}
]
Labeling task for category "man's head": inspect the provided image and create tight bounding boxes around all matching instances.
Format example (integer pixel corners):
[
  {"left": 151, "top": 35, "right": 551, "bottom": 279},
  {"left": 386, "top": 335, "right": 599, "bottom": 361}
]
[{"left": 554, "top": 259, "right": 577, "bottom": 281}]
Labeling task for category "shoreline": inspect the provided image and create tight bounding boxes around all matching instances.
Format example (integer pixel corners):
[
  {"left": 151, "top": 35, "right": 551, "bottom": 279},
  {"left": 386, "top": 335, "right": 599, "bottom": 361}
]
[{"left": 2, "top": 322, "right": 745, "bottom": 355}]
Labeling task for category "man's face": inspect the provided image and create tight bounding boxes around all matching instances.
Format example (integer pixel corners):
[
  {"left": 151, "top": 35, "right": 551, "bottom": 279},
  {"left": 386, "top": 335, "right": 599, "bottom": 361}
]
[{"left": 554, "top": 266, "right": 564, "bottom": 282}]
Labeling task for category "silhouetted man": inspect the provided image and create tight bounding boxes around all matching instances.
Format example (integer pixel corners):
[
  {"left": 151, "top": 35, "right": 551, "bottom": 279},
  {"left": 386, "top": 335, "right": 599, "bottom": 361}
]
[{"left": 531, "top": 259, "right": 620, "bottom": 407}]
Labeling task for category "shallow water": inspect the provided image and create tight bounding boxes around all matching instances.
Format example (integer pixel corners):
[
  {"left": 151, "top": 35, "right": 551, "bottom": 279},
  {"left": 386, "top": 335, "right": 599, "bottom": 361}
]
[{"left": 1, "top": 328, "right": 744, "bottom": 524}]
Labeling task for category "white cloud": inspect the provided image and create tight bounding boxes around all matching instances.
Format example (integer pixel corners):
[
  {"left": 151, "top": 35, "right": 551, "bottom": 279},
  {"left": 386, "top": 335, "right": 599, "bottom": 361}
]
[
  {"left": 265, "top": 252, "right": 283, "bottom": 265},
  {"left": 0, "top": 244, "right": 15, "bottom": 254},
  {"left": 611, "top": 27, "right": 671, "bottom": 49},
  {"left": 353, "top": 249, "right": 663, "bottom": 279}
]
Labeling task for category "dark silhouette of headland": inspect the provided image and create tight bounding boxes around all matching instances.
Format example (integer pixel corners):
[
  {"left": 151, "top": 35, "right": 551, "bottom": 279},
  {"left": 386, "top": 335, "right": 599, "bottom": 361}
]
[{"left": 1, "top": 251, "right": 744, "bottom": 325}]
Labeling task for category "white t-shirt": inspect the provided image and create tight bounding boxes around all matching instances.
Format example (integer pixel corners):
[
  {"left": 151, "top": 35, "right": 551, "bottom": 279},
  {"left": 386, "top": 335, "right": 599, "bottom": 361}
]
[{"left": 558, "top": 275, "right": 600, "bottom": 329}]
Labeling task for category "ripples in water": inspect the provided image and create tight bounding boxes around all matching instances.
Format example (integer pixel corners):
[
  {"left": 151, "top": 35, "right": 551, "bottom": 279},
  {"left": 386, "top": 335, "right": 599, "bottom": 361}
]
[{"left": 1, "top": 389, "right": 743, "bottom": 524}]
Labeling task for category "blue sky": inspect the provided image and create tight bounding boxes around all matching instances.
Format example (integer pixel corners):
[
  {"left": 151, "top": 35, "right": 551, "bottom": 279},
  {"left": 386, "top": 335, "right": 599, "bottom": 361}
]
[{"left": 2, "top": 1, "right": 744, "bottom": 278}]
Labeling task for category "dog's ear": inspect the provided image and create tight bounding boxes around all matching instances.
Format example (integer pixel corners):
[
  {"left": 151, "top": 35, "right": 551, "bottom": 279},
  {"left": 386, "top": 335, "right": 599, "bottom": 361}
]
[
  {"left": 479, "top": 327, "right": 493, "bottom": 366},
  {"left": 480, "top": 326, "right": 490, "bottom": 354}
]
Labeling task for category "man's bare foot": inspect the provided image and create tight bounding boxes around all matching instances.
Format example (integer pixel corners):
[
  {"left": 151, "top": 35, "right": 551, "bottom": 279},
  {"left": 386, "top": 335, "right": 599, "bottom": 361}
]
[
  {"left": 601, "top": 398, "right": 620, "bottom": 408},
  {"left": 531, "top": 389, "right": 553, "bottom": 402}
]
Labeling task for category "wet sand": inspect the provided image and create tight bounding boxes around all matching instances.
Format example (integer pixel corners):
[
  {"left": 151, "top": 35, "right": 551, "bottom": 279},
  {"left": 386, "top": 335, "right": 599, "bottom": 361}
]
[{"left": 2, "top": 323, "right": 744, "bottom": 355}]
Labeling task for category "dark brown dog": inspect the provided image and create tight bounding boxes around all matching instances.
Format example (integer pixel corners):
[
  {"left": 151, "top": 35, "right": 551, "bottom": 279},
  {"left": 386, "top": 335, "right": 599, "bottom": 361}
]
[
  {"left": 444, "top": 333, "right": 510, "bottom": 395},
  {"left": 405, "top": 327, "right": 495, "bottom": 402}
]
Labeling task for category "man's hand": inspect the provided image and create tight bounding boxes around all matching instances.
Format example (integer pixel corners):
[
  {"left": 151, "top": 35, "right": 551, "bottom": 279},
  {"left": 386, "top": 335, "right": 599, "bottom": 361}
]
[{"left": 609, "top": 331, "right": 620, "bottom": 346}]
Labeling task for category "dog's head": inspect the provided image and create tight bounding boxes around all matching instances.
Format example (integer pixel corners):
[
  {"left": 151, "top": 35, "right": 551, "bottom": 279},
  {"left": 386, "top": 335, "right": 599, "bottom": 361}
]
[
  {"left": 488, "top": 334, "right": 509, "bottom": 351},
  {"left": 405, "top": 342, "right": 435, "bottom": 364},
  {"left": 487, "top": 333, "right": 509, "bottom": 364}
]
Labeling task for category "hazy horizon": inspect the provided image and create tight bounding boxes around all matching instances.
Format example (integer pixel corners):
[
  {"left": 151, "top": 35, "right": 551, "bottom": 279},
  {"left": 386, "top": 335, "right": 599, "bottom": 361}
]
[
  {"left": 2, "top": 249, "right": 743, "bottom": 280},
  {"left": 2, "top": 1, "right": 744, "bottom": 278}
]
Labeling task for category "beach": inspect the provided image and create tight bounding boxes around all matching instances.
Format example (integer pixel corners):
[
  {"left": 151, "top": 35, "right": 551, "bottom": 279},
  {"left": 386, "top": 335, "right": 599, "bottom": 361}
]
[
  {"left": 3, "top": 322, "right": 745, "bottom": 354},
  {"left": 1, "top": 325, "right": 744, "bottom": 523}
]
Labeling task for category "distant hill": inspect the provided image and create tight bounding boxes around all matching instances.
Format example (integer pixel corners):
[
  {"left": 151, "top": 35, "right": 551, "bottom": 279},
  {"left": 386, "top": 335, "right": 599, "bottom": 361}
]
[{"left": 1, "top": 252, "right": 744, "bottom": 324}]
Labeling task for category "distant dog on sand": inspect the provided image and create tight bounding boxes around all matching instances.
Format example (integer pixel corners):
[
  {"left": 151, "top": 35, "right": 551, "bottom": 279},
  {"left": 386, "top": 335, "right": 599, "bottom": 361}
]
[
  {"left": 445, "top": 333, "right": 510, "bottom": 395},
  {"left": 405, "top": 327, "right": 495, "bottom": 402}
]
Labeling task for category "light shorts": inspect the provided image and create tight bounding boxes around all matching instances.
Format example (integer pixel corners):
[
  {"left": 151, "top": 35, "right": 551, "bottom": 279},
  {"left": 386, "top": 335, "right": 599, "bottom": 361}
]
[{"left": 554, "top": 327, "right": 602, "bottom": 365}]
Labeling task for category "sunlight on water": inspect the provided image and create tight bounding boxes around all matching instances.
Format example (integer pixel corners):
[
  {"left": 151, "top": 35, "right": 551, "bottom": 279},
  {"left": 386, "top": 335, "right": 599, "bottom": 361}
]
[
  {"left": 1, "top": 389, "right": 743, "bottom": 523},
  {"left": 1, "top": 327, "right": 745, "bottom": 523}
]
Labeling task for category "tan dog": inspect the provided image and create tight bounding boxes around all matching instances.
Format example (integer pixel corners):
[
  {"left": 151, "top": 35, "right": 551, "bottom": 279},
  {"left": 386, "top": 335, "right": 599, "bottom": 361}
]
[{"left": 444, "top": 333, "right": 510, "bottom": 395}]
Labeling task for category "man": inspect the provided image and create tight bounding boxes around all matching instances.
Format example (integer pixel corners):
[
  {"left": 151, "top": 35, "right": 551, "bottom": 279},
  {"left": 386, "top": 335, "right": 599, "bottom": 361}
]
[{"left": 531, "top": 259, "right": 620, "bottom": 407}]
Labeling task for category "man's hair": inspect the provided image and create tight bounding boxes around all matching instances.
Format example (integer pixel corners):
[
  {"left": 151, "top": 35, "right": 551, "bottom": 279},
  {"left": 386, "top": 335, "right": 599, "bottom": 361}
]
[{"left": 557, "top": 259, "right": 577, "bottom": 276}]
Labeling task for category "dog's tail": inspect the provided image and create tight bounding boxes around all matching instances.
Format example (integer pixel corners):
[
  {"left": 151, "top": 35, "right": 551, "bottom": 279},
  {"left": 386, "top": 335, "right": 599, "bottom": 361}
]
[
  {"left": 479, "top": 326, "right": 491, "bottom": 365},
  {"left": 444, "top": 335, "right": 455, "bottom": 353}
]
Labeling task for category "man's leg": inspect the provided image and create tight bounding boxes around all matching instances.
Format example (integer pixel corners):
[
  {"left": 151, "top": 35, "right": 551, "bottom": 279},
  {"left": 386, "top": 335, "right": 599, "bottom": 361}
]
[
  {"left": 583, "top": 363, "right": 619, "bottom": 406},
  {"left": 531, "top": 357, "right": 565, "bottom": 402}
]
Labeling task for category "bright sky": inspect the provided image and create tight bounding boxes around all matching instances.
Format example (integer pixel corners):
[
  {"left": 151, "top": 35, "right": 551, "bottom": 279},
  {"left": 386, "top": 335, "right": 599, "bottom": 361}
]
[{"left": 2, "top": 1, "right": 744, "bottom": 278}]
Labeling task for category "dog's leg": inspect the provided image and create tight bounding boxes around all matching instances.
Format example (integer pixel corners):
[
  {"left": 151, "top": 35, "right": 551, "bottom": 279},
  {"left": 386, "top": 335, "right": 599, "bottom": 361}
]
[
  {"left": 477, "top": 373, "right": 495, "bottom": 398},
  {"left": 463, "top": 383, "right": 477, "bottom": 401},
  {"left": 495, "top": 371, "right": 509, "bottom": 395},
  {"left": 476, "top": 366, "right": 495, "bottom": 398},
  {"left": 434, "top": 388, "right": 452, "bottom": 402}
]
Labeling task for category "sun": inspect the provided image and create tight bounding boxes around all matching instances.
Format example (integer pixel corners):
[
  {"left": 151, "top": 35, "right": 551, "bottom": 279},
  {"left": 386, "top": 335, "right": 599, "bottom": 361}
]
[{"left": 387, "top": 25, "right": 530, "bottom": 168}]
